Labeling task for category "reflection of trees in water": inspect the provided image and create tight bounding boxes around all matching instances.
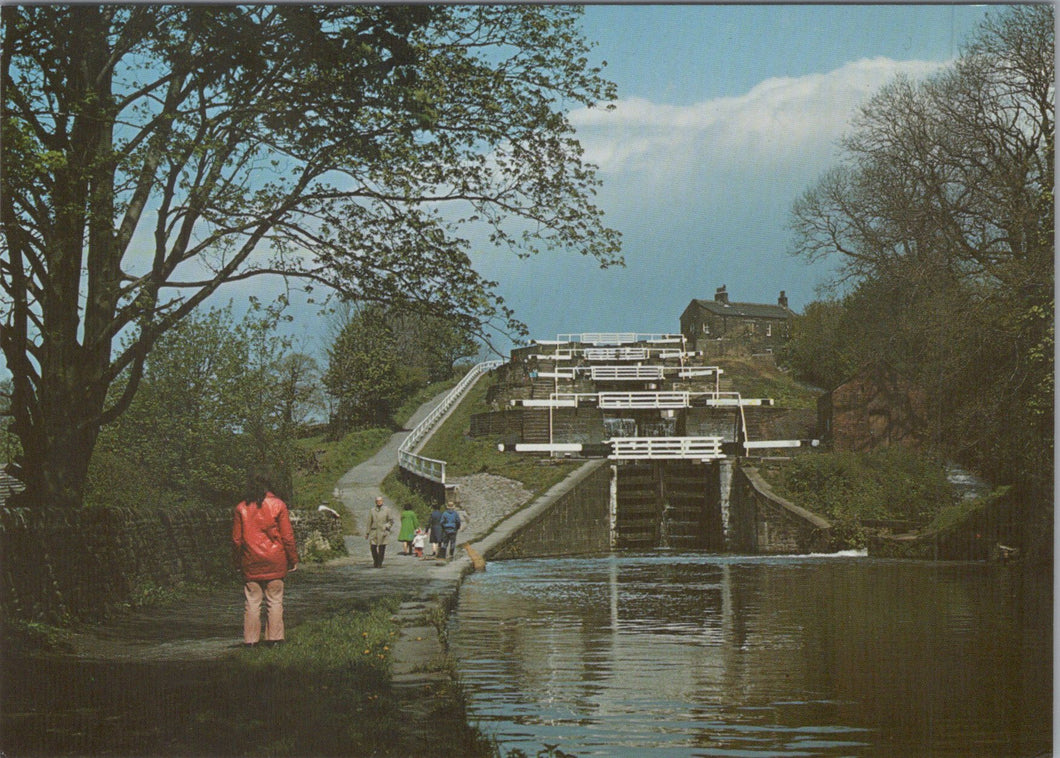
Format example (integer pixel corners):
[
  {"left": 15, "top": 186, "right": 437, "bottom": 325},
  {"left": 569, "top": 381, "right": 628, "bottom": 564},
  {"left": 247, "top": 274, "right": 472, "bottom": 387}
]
[{"left": 454, "top": 557, "right": 1052, "bottom": 756}]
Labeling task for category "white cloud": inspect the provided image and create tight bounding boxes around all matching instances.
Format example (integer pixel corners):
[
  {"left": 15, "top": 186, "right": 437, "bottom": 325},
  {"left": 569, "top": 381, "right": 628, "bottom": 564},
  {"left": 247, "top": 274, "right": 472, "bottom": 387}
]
[{"left": 569, "top": 57, "right": 945, "bottom": 188}]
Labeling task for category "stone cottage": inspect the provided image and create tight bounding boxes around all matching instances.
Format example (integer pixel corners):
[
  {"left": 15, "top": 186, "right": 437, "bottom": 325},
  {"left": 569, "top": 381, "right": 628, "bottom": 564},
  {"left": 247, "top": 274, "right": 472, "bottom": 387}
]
[{"left": 680, "top": 285, "right": 793, "bottom": 357}]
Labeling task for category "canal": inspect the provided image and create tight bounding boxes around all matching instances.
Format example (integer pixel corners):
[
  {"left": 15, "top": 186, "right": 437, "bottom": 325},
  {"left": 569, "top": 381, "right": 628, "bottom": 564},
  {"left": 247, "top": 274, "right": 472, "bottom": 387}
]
[{"left": 448, "top": 552, "right": 1051, "bottom": 757}]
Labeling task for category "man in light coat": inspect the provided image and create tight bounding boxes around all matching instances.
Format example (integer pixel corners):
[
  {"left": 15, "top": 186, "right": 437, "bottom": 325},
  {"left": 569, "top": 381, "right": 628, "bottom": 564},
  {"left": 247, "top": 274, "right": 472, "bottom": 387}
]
[{"left": 364, "top": 496, "right": 395, "bottom": 568}]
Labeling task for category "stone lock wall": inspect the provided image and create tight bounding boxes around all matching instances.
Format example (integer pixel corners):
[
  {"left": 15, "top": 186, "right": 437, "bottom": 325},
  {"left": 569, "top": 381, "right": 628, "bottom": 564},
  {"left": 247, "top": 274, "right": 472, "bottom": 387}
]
[
  {"left": 1, "top": 505, "right": 345, "bottom": 624},
  {"left": 488, "top": 460, "right": 612, "bottom": 559},
  {"left": 728, "top": 465, "right": 833, "bottom": 554}
]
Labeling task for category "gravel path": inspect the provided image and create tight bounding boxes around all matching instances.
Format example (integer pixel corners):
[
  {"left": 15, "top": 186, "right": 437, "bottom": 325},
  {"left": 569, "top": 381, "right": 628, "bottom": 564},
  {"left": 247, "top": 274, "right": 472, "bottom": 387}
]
[{"left": 447, "top": 472, "right": 534, "bottom": 542}]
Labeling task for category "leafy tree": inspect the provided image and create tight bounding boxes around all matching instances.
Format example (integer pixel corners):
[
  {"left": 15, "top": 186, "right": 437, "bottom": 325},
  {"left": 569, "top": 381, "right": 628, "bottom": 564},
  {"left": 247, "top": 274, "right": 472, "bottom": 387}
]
[
  {"left": 1, "top": 6, "right": 621, "bottom": 508},
  {"left": 324, "top": 305, "right": 416, "bottom": 433},
  {"left": 86, "top": 304, "right": 296, "bottom": 509},
  {"left": 274, "top": 351, "right": 324, "bottom": 433},
  {"left": 385, "top": 308, "right": 479, "bottom": 384},
  {"left": 788, "top": 6, "right": 1053, "bottom": 503},
  {"left": 780, "top": 299, "right": 861, "bottom": 390}
]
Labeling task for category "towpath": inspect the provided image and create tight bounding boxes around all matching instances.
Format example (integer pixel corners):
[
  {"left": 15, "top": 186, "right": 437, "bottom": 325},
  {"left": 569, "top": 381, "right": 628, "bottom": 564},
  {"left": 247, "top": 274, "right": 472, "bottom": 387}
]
[{"left": 61, "top": 390, "right": 533, "bottom": 663}]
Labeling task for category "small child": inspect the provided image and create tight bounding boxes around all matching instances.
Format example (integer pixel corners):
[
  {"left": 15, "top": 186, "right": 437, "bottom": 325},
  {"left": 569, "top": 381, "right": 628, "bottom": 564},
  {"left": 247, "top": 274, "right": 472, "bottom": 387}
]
[{"left": 412, "top": 528, "right": 427, "bottom": 558}]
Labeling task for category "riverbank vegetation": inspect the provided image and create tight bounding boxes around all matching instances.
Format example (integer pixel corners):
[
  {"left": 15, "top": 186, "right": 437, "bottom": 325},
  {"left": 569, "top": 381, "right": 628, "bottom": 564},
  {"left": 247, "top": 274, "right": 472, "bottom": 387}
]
[
  {"left": 782, "top": 6, "right": 1053, "bottom": 559},
  {"left": 765, "top": 448, "right": 957, "bottom": 548}
]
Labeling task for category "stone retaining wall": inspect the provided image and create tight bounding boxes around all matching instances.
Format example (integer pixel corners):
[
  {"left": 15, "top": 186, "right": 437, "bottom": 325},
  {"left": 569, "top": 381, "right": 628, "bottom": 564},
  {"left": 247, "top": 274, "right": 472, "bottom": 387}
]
[
  {"left": 728, "top": 465, "right": 833, "bottom": 553},
  {"left": 1, "top": 506, "right": 344, "bottom": 623},
  {"left": 482, "top": 460, "right": 612, "bottom": 559}
]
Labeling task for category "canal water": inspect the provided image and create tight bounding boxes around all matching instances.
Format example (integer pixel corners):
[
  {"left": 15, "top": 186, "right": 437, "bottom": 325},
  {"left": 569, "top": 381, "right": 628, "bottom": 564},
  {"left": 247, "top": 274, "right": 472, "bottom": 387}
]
[{"left": 448, "top": 552, "right": 1052, "bottom": 757}]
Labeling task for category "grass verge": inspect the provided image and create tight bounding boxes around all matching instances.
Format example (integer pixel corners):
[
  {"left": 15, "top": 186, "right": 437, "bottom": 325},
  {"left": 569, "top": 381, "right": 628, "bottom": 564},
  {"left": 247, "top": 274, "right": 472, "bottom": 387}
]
[
  {"left": 765, "top": 446, "right": 957, "bottom": 548},
  {"left": 2, "top": 597, "right": 495, "bottom": 757}
]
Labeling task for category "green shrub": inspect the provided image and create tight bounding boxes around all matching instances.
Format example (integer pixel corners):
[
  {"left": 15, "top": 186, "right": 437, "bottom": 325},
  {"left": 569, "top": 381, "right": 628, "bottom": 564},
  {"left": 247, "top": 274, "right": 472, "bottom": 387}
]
[
  {"left": 290, "top": 427, "right": 392, "bottom": 510},
  {"left": 772, "top": 447, "right": 957, "bottom": 541}
]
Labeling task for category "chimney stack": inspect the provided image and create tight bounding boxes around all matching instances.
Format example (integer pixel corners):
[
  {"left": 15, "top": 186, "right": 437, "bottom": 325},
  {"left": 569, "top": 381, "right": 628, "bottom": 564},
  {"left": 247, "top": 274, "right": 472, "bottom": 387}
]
[
  {"left": 714, "top": 285, "right": 729, "bottom": 304},
  {"left": 778, "top": 290, "right": 789, "bottom": 309}
]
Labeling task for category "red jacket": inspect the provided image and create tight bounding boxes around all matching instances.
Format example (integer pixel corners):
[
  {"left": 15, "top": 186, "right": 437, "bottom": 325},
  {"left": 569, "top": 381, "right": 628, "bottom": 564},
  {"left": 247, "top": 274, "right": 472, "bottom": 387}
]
[{"left": 232, "top": 492, "right": 299, "bottom": 581}]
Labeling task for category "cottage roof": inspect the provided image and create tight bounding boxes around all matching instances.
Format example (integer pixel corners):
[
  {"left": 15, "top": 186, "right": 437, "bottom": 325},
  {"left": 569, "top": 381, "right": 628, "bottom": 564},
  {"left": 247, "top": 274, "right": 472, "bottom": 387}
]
[{"left": 687, "top": 298, "right": 791, "bottom": 320}]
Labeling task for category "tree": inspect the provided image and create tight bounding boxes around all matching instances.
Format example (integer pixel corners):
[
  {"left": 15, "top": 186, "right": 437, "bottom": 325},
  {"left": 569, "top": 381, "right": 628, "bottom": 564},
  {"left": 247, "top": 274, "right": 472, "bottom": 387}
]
[
  {"left": 323, "top": 302, "right": 477, "bottom": 435},
  {"left": 1, "top": 6, "right": 621, "bottom": 508},
  {"left": 385, "top": 308, "right": 479, "bottom": 383},
  {"left": 780, "top": 299, "right": 860, "bottom": 391},
  {"left": 788, "top": 6, "right": 1053, "bottom": 500},
  {"left": 86, "top": 304, "right": 298, "bottom": 509},
  {"left": 274, "top": 351, "right": 323, "bottom": 433},
  {"left": 324, "top": 305, "right": 415, "bottom": 433}
]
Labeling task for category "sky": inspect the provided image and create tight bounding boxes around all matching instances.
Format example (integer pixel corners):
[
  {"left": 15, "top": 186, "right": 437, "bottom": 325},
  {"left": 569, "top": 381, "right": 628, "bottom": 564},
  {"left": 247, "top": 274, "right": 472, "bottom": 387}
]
[
  {"left": 3, "top": 4, "right": 1001, "bottom": 374},
  {"left": 457, "top": 3, "right": 996, "bottom": 352}
]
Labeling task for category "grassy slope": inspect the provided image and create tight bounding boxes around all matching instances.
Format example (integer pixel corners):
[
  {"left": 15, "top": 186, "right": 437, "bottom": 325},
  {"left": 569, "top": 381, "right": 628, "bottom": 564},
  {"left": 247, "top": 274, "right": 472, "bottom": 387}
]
[
  {"left": 417, "top": 375, "right": 580, "bottom": 496},
  {"left": 713, "top": 356, "right": 822, "bottom": 409}
]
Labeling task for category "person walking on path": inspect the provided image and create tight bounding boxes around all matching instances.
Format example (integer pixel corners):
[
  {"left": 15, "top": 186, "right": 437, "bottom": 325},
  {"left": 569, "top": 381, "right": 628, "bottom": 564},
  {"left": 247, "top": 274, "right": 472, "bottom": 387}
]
[
  {"left": 365, "top": 496, "right": 396, "bottom": 568},
  {"left": 428, "top": 505, "right": 444, "bottom": 559},
  {"left": 397, "top": 503, "right": 418, "bottom": 555},
  {"left": 231, "top": 470, "right": 299, "bottom": 647},
  {"left": 438, "top": 503, "right": 462, "bottom": 561}
]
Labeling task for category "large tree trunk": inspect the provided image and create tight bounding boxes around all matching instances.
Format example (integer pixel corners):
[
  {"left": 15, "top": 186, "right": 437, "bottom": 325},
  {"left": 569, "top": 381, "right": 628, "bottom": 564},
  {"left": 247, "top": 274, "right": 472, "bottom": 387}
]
[{"left": 5, "top": 7, "right": 117, "bottom": 510}]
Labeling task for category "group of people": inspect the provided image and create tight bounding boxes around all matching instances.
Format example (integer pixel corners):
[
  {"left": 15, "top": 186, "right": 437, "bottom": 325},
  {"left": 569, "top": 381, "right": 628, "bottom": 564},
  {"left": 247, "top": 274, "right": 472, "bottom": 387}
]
[
  {"left": 364, "top": 496, "right": 462, "bottom": 569},
  {"left": 231, "top": 471, "right": 463, "bottom": 646}
]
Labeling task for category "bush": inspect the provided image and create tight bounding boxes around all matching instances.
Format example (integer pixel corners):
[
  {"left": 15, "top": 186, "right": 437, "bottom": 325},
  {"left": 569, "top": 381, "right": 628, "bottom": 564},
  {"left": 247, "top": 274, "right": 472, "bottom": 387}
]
[{"left": 773, "top": 447, "right": 957, "bottom": 533}]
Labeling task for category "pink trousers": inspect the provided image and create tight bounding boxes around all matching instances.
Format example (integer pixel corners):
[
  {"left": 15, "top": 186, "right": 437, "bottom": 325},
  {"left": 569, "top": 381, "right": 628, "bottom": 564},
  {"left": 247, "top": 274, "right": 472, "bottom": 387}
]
[{"left": 243, "top": 578, "right": 285, "bottom": 644}]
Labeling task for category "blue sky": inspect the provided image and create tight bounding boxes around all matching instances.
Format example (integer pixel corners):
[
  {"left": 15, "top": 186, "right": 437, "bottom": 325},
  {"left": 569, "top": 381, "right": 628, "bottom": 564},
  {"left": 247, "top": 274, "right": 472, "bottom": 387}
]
[
  {"left": 12, "top": 4, "right": 995, "bottom": 369},
  {"left": 462, "top": 3, "right": 996, "bottom": 351}
]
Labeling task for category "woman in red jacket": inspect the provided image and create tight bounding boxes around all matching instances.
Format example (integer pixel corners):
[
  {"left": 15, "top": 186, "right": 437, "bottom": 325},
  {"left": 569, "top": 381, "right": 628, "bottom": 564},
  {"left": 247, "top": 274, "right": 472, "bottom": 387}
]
[{"left": 232, "top": 470, "right": 299, "bottom": 646}]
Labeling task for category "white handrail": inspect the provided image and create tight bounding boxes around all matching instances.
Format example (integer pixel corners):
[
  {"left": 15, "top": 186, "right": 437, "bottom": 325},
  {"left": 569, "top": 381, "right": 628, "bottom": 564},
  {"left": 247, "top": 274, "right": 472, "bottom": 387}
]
[
  {"left": 608, "top": 436, "right": 725, "bottom": 460},
  {"left": 398, "top": 359, "right": 502, "bottom": 484}
]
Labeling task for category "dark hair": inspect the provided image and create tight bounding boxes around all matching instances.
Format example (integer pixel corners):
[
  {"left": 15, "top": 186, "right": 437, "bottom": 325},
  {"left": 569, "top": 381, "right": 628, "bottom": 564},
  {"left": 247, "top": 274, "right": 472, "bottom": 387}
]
[{"left": 242, "top": 468, "right": 272, "bottom": 507}]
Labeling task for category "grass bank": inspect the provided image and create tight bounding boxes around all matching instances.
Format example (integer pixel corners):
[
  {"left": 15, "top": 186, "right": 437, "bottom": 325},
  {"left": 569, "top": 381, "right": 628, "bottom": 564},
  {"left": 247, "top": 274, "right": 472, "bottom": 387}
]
[
  {"left": 764, "top": 446, "right": 957, "bottom": 548},
  {"left": 416, "top": 374, "right": 580, "bottom": 495},
  {"left": 2, "top": 597, "right": 494, "bottom": 757},
  {"left": 715, "top": 356, "right": 822, "bottom": 409}
]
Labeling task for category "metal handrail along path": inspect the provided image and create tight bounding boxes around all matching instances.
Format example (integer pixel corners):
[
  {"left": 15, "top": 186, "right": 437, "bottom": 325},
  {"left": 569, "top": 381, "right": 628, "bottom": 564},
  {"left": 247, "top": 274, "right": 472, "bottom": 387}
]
[{"left": 398, "top": 359, "right": 503, "bottom": 484}]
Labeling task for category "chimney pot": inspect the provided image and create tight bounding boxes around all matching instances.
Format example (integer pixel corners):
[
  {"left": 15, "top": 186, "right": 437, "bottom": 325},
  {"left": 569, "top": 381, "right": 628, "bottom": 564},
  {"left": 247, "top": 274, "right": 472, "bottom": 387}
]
[
  {"left": 715, "top": 285, "right": 729, "bottom": 304},
  {"left": 778, "top": 290, "right": 789, "bottom": 309}
]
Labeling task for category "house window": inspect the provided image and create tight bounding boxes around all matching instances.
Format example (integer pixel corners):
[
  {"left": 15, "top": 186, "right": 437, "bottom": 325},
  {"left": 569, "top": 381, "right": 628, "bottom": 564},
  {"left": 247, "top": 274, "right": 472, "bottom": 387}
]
[
  {"left": 766, "top": 323, "right": 772, "bottom": 337},
  {"left": 702, "top": 323, "right": 710, "bottom": 335}
]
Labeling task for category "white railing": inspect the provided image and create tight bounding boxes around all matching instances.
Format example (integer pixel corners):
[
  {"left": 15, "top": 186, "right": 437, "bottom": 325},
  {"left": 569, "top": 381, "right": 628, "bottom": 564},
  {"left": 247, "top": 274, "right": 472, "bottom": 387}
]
[
  {"left": 398, "top": 359, "right": 502, "bottom": 484},
  {"left": 583, "top": 347, "right": 649, "bottom": 361},
  {"left": 678, "top": 366, "right": 721, "bottom": 378},
  {"left": 590, "top": 365, "right": 665, "bottom": 381},
  {"left": 513, "top": 393, "right": 588, "bottom": 408},
  {"left": 530, "top": 349, "right": 576, "bottom": 361},
  {"left": 556, "top": 332, "right": 684, "bottom": 345},
  {"left": 514, "top": 391, "right": 770, "bottom": 410},
  {"left": 608, "top": 436, "right": 725, "bottom": 460},
  {"left": 598, "top": 391, "right": 690, "bottom": 409}
]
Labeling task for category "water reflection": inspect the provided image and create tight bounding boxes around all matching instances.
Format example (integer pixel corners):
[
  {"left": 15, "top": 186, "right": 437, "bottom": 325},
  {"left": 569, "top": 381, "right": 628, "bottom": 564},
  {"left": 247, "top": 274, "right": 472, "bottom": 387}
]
[{"left": 449, "top": 553, "right": 1051, "bottom": 757}]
